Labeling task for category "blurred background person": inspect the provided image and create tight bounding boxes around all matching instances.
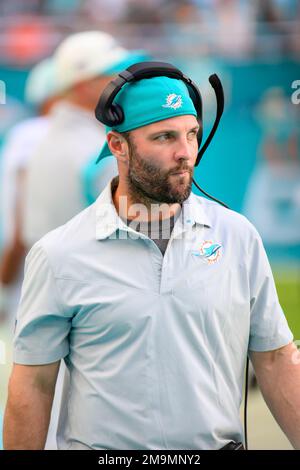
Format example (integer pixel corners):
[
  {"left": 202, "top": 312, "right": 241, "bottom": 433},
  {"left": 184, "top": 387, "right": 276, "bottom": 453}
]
[
  {"left": 22, "top": 31, "right": 149, "bottom": 247},
  {"left": 243, "top": 87, "right": 300, "bottom": 251},
  {"left": 0, "top": 57, "right": 61, "bottom": 326},
  {"left": 22, "top": 31, "right": 118, "bottom": 248}
]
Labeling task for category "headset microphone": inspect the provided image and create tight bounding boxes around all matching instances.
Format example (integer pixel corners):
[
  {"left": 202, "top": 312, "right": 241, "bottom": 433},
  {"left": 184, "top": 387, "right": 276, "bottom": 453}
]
[{"left": 195, "top": 73, "right": 224, "bottom": 166}]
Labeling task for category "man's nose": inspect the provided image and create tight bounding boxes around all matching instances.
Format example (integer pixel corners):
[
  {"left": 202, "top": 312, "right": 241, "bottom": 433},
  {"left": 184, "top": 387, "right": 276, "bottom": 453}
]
[{"left": 173, "top": 137, "right": 194, "bottom": 161}]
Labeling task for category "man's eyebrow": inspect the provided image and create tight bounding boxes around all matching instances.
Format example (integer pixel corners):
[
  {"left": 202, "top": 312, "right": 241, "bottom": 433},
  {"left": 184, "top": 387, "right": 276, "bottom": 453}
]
[{"left": 148, "top": 125, "right": 200, "bottom": 138}]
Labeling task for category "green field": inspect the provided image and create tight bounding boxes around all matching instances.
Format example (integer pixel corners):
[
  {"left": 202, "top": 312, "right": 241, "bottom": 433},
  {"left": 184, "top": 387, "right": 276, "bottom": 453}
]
[{"left": 274, "top": 269, "right": 300, "bottom": 341}]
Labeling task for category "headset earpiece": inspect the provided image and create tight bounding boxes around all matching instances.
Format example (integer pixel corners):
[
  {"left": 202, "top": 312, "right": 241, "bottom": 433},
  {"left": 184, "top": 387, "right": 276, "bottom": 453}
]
[
  {"left": 110, "top": 103, "right": 124, "bottom": 126},
  {"left": 95, "top": 76, "right": 128, "bottom": 126}
]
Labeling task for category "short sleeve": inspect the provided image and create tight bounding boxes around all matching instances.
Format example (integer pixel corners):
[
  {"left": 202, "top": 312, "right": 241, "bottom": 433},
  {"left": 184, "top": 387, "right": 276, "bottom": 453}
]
[
  {"left": 13, "top": 242, "right": 72, "bottom": 364},
  {"left": 248, "top": 228, "right": 294, "bottom": 352}
]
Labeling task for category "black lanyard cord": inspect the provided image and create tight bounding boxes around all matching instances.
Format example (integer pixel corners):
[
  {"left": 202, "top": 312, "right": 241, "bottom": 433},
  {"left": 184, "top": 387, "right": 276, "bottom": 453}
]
[{"left": 192, "top": 178, "right": 249, "bottom": 450}]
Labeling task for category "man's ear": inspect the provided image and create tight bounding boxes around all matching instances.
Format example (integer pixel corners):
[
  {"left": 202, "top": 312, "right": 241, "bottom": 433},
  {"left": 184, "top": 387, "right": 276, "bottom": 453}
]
[{"left": 107, "top": 132, "right": 128, "bottom": 160}]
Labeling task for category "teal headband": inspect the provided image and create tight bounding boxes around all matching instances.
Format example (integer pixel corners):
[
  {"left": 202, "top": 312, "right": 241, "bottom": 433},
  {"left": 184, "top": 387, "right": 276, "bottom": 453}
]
[{"left": 96, "top": 76, "right": 197, "bottom": 163}]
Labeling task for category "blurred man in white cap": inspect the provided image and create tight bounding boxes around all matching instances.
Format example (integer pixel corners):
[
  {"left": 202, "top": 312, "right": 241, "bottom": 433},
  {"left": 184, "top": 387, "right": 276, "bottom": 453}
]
[
  {"left": 22, "top": 31, "right": 146, "bottom": 247},
  {"left": 0, "top": 57, "right": 60, "bottom": 326}
]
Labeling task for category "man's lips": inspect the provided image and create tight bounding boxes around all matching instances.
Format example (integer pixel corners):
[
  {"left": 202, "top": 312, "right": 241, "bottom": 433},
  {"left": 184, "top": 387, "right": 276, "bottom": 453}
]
[{"left": 170, "top": 169, "right": 190, "bottom": 176}]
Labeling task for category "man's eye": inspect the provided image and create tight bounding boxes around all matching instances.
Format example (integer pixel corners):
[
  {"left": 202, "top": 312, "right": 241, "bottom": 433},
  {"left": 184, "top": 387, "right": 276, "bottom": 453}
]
[
  {"left": 188, "top": 130, "right": 198, "bottom": 138},
  {"left": 155, "top": 134, "right": 170, "bottom": 142}
]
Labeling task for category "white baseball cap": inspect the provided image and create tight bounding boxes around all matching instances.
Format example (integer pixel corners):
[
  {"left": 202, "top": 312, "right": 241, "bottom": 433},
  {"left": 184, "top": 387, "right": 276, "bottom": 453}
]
[
  {"left": 25, "top": 57, "right": 59, "bottom": 106},
  {"left": 54, "top": 31, "right": 130, "bottom": 92}
]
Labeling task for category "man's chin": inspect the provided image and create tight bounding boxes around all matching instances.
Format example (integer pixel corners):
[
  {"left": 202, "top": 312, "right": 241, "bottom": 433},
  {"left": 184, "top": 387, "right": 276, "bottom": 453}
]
[
  {"left": 169, "top": 177, "right": 192, "bottom": 198},
  {"left": 128, "top": 174, "right": 192, "bottom": 204},
  {"left": 163, "top": 186, "right": 192, "bottom": 204}
]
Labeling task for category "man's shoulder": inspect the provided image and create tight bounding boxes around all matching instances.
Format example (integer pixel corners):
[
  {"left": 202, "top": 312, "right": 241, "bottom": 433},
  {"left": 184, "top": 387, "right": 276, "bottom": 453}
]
[
  {"left": 191, "top": 193, "right": 260, "bottom": 240},
  {"left": 30, "top": 204, "right": 96, "bottom": 268}
]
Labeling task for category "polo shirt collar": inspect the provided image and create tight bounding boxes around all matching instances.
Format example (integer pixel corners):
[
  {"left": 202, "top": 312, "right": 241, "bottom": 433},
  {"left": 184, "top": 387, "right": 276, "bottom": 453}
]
[
  {"left": 95, "top": 179, "right": 128, "bottom": 240},
  {"left": 95, "top": 179, "right": 212, "bottom": 240},
  {"left": 181, "top": 191, "right": 212, "bottom": 228}
]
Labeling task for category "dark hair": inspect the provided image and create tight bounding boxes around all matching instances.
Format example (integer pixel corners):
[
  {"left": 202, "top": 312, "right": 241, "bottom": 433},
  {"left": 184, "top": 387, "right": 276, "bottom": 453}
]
[
  {"left": 120, "top": 130, "right": 131, "bottom": 142},
  {"left": 120, "top": 130, "right": 134, "bottom": 155}
]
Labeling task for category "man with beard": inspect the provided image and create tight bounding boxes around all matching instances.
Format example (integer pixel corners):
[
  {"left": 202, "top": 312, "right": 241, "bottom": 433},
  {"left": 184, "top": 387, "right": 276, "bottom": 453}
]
[
  {"left": 108, "top": 113, "right": 197, "bottom": 256},
  {"left": 4, "top": 74, "right": 300, "bottom": 450}
]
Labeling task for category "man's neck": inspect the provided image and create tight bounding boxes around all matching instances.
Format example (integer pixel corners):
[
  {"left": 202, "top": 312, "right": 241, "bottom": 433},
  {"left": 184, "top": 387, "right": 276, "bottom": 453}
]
[{"left": 112, "top": 176, "right": 181, "bottom": 223}]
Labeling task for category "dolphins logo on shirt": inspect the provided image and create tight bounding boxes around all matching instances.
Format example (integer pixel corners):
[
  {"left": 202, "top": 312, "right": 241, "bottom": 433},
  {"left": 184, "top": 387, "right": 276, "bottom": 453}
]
[
  {"left": 162, "top": 93, "right": 183, "bottom": 110},
  {"left": 192, "top": 240, "right": 222, "bottom": 264}
]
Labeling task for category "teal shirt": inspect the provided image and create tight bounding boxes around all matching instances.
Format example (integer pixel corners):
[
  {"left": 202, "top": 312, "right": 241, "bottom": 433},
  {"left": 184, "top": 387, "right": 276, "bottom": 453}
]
[{"left": 81, "top": 155, "right": 117, "bottom": 206}]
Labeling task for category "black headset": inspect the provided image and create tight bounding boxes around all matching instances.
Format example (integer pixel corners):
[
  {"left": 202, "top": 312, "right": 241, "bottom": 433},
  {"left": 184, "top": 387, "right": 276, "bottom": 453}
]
[
  {"left": 95, "top": 61, "right": 249, "bottom": 450},
  {"left": 95, "top": 61, "right": 224, "bottom": 167}
]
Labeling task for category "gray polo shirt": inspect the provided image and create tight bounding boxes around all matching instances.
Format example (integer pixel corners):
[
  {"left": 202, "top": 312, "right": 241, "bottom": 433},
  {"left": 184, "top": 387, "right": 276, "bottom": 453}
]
[
  {"left": 13, "top": 179, "right": 293, "bottom": 450},
  {"left": 124, "top": 209, "right": 181, "bottom": 256}
]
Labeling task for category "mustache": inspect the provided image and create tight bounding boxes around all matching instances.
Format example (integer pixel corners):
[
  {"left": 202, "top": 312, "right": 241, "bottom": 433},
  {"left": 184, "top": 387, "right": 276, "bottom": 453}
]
[{"left": 169, "top": 164, "right": 193, "bottom": 175}]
